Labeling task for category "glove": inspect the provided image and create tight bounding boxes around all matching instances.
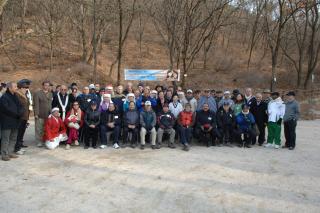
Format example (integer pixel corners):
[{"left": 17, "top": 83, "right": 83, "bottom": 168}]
[{"left": 277, "top": 118, "right": 282, "bottom": 125}]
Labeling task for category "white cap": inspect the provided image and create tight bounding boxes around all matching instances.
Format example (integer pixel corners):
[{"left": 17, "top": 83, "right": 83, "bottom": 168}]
[
  {"left": 89, "top": 84, "right": 95, "bottom": 89},
  {"left": 145, "top": 101, "right": 152, "bottom": 106},
  {"left": 187, "top": 89, "right": 193, "bottom": 93},
  {"left": 224, "top": 90, "right": 231, "bottom": 95},
  {"left": 151, "top": 90, "right": 157, "bottom": 94},
  {"left": 127, "top": 93, "right": 135, "bottom": 97},
  {"left": 51, "top": 107, "right": 60, "bottom": 113},
  {"left": 103, "top": 94, "right": 111, "bottom": 98},
  {"left": 106, "top": 85, "right": 113, "bottom": 90}
]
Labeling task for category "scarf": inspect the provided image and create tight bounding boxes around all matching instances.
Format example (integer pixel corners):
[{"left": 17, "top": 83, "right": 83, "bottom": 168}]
[
  {"left": 57, "top": 92, "right": 69, "bottom": 121},
  {"left": 26, "top": 89, "right": 33, "bottom": 111},
  {"left": 70, "top": 108, "right": 82, "bottom": 121}
]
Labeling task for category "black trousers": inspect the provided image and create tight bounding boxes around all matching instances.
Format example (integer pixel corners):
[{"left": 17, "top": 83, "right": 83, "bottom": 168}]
[
  {"left": 218, "top": 125, "right": 233, "bottom": 144},
  {"left": 284, "top": 119, "right": 297, "bottom": 148},
  {"left": 84, "top": 126, "right": 99, "bottom": 147},
  {"left": 196, "top": 127, "right": 219, "bottom": 146},
  {"left": 15, "top": 120, "right": 28, "bottom": 152},
  {"left": 123, "top": 126, "right": 138, "bottom": 144},
  {"left": 235, "top": 129, "right": 256, "bottom": 145}
]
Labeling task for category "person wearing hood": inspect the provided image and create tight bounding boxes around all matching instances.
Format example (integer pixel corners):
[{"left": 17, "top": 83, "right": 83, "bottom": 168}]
[
  {"left": 100, "top": 102, "right": 121, "bottom": 149},
  {"left": 123, "top": 93, "right": 136, "bottom": 112},
  {"left": 283, "top": 91, "right": 300, "bottom": 150},
  {"left": 235, "top": 104, "right": 256, "bottom": 148},
  {"left": 43, "top": 108, "right": 68, "bottom": 150},
  {"left": 140, "top": 101, "right": 157, "bottom": 150},
  {"left": 218, "top": 91, "right": 235, "bottom": 109},
  {"left": 185, "top": 89, "right": 197, "bottom": 112},
  {"left": 0, "top": 82, "right": 24, "bottom": 161},
  {"left": 99, "top": 94, "right": 112, "bottom": 113},
  {"left": 197, "top": 89, "right": 217, "bottom": 113},
  {"left": 84, "top": 100, "right": 100, "bottom": 149},
  {"left": 265, "top": 92, "right": 285, "bottom": 149},
  {"left": 112, "top": 85, "right": 126, "bottom": 115},
  {"left": 14, "top": 79, "right": 32, "bottom": 155},
  {"left": 157, "top": 103, "right": 176, "bottom": 149},
  {"left": 123, "top": 101, "right": 140, "bottom": 148}
]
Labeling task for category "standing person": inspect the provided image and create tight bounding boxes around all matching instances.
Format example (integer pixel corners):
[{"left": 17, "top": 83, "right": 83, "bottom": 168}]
[
  {"left": 155, "top": 91, "right": 166, "bottom": 114},
  {"left": 99, "top": 94, "right": 112, "bottom": 113},
  {"left": 43, "top": 108, "right": 68, "bottom": 150},
  {"left": 214, "top": 90, "right": 224, "bottom": 104},
  {"left": 157, "top": 103, "right": 176, "bottom": 149},
  {"left": 197, "top": 89, "right": 217, "bottom": 113},
  {"left": 112, "top": 85, "right": 126, "bottom": 115},
  {"left": 123, "top": 82, "right": 133, "bottom": 96},
  {"left": 65, "top": 101, "right": 84, "bottom": 150},
  {"left": 140, "top": 101, "right": 157, "bottom": 150},
  {"left": 165, "top": 90, "right": 173, "bottom": 103},
  {"left": 84, "top": 101, "right": 100, "bottom": 149},
  {"left": 100, "top": 103, "right": 122, "bottom": 149},
  {"left": 196, "top": 103, "right": 218, "bottom": 147},
  {"left": 218, "top": 91, "right": 234, "bottom": 109},
  {"left": 216, "top": 102, "right": 235, "bottom": 147},
  {"left": 233, "top": 93, "right": 245, "bottom": 116},
  {"left": 69, "top": 86, "right": 79, "bottom": 105},
  {"left": 136, "top": 88, "right": 156, "bottom": 112},
  {"left": 265, "top": 92, "right": 285, "bottom": 149},
  {"left": 283, "top": 91, "right": 300, "bottom": 150},
  {"left": 123, "top": 101, "right": 140, "bottom": 148},
  {"left": 262, "top": 89, "right": 272, "bottom": 104},
  {"left": 52, "top": 85, "right": 71, "bottom": 121},
  {"left": 177, "top": 91, "right": 188, "bottom": 107},
  {"left": 235, "top": 104, "right": 256, "bottom": 148},
  {"left": 244, "top": 88, "right": 256, "bottom": 108},
  {"left": 251, "top": 93, "right": 268, "bottom": 146},
  {"left": 0, "top": 82, "right": 24, "bottom": 161},
  {"left": 77, "top": 86, "right": 92, "bottom": 112},
  {"left": 185, "top": 89, "right": 197, "bottom": 112},
  {"left": 14, "top": 79, "right": 32, "bottom": 155},
  {"left": 33, "top": 81, "right": 53, "bottom": 147},
  {"left": 177, "top": 103, "right": 195, "bottom": 151},
  {"left": 123, "top": 93, "right": 135, "bottom": 112},
  {"left": 169, "top": 95, "right": 183, "bottom": 118}
]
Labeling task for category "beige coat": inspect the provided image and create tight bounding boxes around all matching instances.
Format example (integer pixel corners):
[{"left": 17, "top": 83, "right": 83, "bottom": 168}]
[
  {"left": 33, "top": 90, "right": 53, "bottom": 119},
  {"left": 16, "top": 89, "right": 30, "bottom": 121}
]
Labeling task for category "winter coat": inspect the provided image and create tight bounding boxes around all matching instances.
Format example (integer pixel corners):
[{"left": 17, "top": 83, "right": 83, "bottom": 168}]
[
  {"left": 251, "top": 101, "right": 268, "bottom": 125},
  {"left": 112, "top": 93, "right": 126, "bottom": 114},
  {"left": 136, "top": 95, "right": 157, "bottom": 112},
  {"left": 43, "top": 115, "right": 66, "bottom": 141},
  {"left": 197, "top": 96, "right": 217, "bottom": 113},
  {"left": 268, "top": 97, "right": 285, "bottom": 122},
  {"left": 0, "top": 90, "right": 24, "bottom": 129},
  {"left": 177, "top": 110, "right": 195, "bottom": 127},
  {"left": 16, "top": 89, "right": 30, "bottom": 121},
  {"left": 196, "top": 110, "right": 217, "bottom": 129},
  {"left": 216, "top": 108, "right": 235, "bottom": 129},
  {"left": 218, "top": 98, "right": 235, "bottom": 109},
  {"left": 76, "top": 93, "right": 97, "bottom": 112},
  {"left": 101, "top": 109, "right": 121, "bottom": 127},
  {"left": 236, "top": 112, "right": 255, "bottom": 132},
  {"left": 33, "top": 89, "right": 53, "bottom": 119},
  {"left": 169, "top": 102, "right": 183, "bottom": 118},
  {"left": 140, "top": 109, "right": 156, "bottom": 130},
  {"left": 84, "top": 108, "right": 100, "bottom": 127},
  {"left": 157, "top": 111, "right": 175, "bottom": 129},
  {"left": 124, "top": 109, "right": 140, "bottom": 126}
]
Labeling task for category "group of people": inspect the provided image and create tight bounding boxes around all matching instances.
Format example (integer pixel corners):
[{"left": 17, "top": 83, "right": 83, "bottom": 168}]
[{"left": 0, "top": 80, "right": 300, "bottom": 161}]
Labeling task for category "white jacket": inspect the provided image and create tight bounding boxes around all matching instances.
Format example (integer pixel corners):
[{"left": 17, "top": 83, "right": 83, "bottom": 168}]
[
  {"left": 268, "top": 97, "right": 285, "bottom": 122},
  {"left": 169, "top": 102, "right": 184, "bottom": 118}
]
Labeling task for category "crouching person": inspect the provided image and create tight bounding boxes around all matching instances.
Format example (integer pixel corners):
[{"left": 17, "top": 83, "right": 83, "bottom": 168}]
[
  {"left": 140, "top": 101, "right": 157, "bottom": 150},
  {"left": 196, "top": 103, "right": 219, "bottom": 147},
  {"left": 216, "top": 102, "right": 235, "bottom": 147},
  {"left": 157, "top": 103, "right": 176, "bottom": 149},
  {"left": 235, "top": 104, "right": 256, "bottom": 148},
  {"left": 177, "top": 103, "right": 195, "bottom": 151},
  {"left": 123, "top": 101, "right": 139, "bottom": 148},
  {"left": 84, "top": 101, "right": 100, "bottom": 149},
  {"left": 100, "top": 103, "right": 121, "bottom": 149},
  {"left": 43, "top": 108, "right": 68, "bottom": 150},
  {"left": 65, "top": 101, "right": 84, "bottom": 150}
]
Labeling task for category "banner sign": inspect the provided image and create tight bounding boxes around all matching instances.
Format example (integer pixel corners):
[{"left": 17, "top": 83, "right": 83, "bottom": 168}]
[{"left": 124, "top": 69, "right": 180, "bottom": 81}]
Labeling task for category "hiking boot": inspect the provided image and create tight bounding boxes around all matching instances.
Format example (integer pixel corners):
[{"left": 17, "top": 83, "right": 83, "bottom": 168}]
[
  {"left": 156, "top": 144, "right": 161, "bottom": 149},
  {"left": 289, "top": 147, "right": 294, "bottom": 150},
  {"left": 168, "top": 143, "right": 176, "bottom": 149},
  {"left": 2, "top": 156, "right": 10, "bottom": 161},
  {"left": 21, "top": 144, "right": 28, "bottom": 148},
  {"left": 183, "top": 144, "right": 190, "bottom": 151},
  {"left": 9, "top": 154, "right": 19, "bottom": 158},
  {"left": 65, "top": 144, "right": 71, "bottom": 150},
  {"left": 131, "top": 143, "right": 136, "bottom": 149},
  {"left": 140, "top": 145, "right": 145, "bottom": 150},
  {"left": 245, "top": 144, "right": 252, "bottom": 148},
  {"left": 151, "top": 145, "right": 156, "bottom": 149}
]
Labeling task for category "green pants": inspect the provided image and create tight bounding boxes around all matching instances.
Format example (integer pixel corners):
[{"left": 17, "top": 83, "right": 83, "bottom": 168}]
[{"left": 267, "top": 122, "right": 281, "bottom": 145}]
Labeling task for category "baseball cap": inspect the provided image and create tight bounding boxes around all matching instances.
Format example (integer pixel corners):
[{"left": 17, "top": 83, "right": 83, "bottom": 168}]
[{"left": 145, "top": 101, "right": 152, "bottom": 106}]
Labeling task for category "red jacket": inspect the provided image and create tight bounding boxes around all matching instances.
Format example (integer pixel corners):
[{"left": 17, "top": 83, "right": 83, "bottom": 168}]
[
  {"left": 43, "top": 115, "right": 67, "bottom": 141},
  {"left": 64, "top": 110, "right": 84, "bottom": 128},
  {"left": 178, "top": 111, "right": 195, "bottom": 127}
]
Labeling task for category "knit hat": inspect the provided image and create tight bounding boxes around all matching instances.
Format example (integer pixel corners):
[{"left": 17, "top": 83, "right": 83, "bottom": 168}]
[{"left": 51, "top": 107, "right": 60, "bottom": 113}]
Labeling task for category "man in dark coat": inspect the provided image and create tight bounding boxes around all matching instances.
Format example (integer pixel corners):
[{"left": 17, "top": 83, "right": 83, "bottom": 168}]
[
  {"left": 52, "top": 85, "right": 71, "bottom": 121},
  {"left": 250, "top": 93, "right": 268, "bottom": 146},
  {"left": 0, "top": 82, "right": 24, "bottom": 161}
]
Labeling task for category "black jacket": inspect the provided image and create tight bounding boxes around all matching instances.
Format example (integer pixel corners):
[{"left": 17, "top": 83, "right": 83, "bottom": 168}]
[
  {"left": 157, "top": 111, "right": 175, "bottom": 129},
  {"left": 124, "top": 109, "right": 140, "bottom": 126},
  {"left": 0, "top": 90, "right": 24, "bottom": 129},
  {"left": 250, "top": 101, "right": 268, "bottom": 125},
  {"left": 196, "top": 110, "right": 217, "bottom": 129},
  {"left": 216, "top": 108, "right": 235, "bottom": 128},
  {"left": 84, "top": 108, "right": 100, "bottom": 127},
  {"left": 101, "top": 109, "right": 121, "bottom": 127},
  {"left": 52, "top": 93, "right": 71, "bottom": 115}
]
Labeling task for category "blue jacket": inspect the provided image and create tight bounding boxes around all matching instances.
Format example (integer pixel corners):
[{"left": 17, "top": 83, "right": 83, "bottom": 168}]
[
  {"left": 236, "top": 112, "right": 255, "bottom": 132},
  {"left": 197, "top": 96, "right": 217, "bottom": 113},
  {"left": 136, "top": 95, "right": 157, "bottom": 112}
]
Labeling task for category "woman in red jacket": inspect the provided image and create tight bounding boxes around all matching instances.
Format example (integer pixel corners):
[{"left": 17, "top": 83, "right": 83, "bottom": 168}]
[
  {"left": 177, "top": 103, "right": 195, "bottom": 151},
  {"left": 65, "top": 101, "right": 84, "bottom": 150},
  {"left": 43, "top": 108, "right": 68, "bottom": 150}
]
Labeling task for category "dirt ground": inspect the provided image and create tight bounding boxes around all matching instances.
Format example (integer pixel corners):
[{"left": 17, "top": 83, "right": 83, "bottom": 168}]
[{"left": 0, "top": 120, "right": 320, "bottom": 213}]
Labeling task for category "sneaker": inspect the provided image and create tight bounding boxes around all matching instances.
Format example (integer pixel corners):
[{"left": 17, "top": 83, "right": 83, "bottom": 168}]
[
  {"left": 156, "top": 144, "right": 161, "bottom": 149},
  {"left": 20, "top": 149, "right": 27, "bottom": 152},
  {"left": 131, "top": 143, "right": 136, "bottom": 149},
  {"left": 92, "top": 146, "right": 97, "bottom": 149},
  {"left": 140, "top": 145, "right": 145, "bottom": 150},
  {"left": 282, "top": 145, "right": 288, "bottom": 149},
  {"left": 100, "top": 145, "right": 107, "bottom": 149},
  {"left": 21, "top": 144, "right": 28, "bottom": 148},
  {"left": 245, "top": 144, "right": 252, "bottom": 148},
  {"left": 168, "top": 143, "right": 176, "bottom": 149},
  {"left": 2, "top": 156, "right": 10, "bottom": 161},
  {"left": 274, "top": 145, "right": 280, "bottom": 149},
  {"left": 264, "top": 143, "right": 273, "bottom": 148},
  {"left": 65, "top": 144, "right": 71, "bottom": 150},
  {"left": 113, "top": 143, "right": 120, "bottom": 149},
  {"left": 9, "top": 154, "right": 19, "bottom": 159},
  {"left": 151, "top": 145, "right": 156, "bottom": 149},
  {"left": 74, "top": 140, "right": 79, "bottom": 146},
  {"left": 289, "top": 147, "right": 294, "bottom": 150},
  {"left": 15, "top": 150, "right": 25, "bottom": 155},
  {"left": 37, "top": 142, "right": 43, "bottom": 147}
]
